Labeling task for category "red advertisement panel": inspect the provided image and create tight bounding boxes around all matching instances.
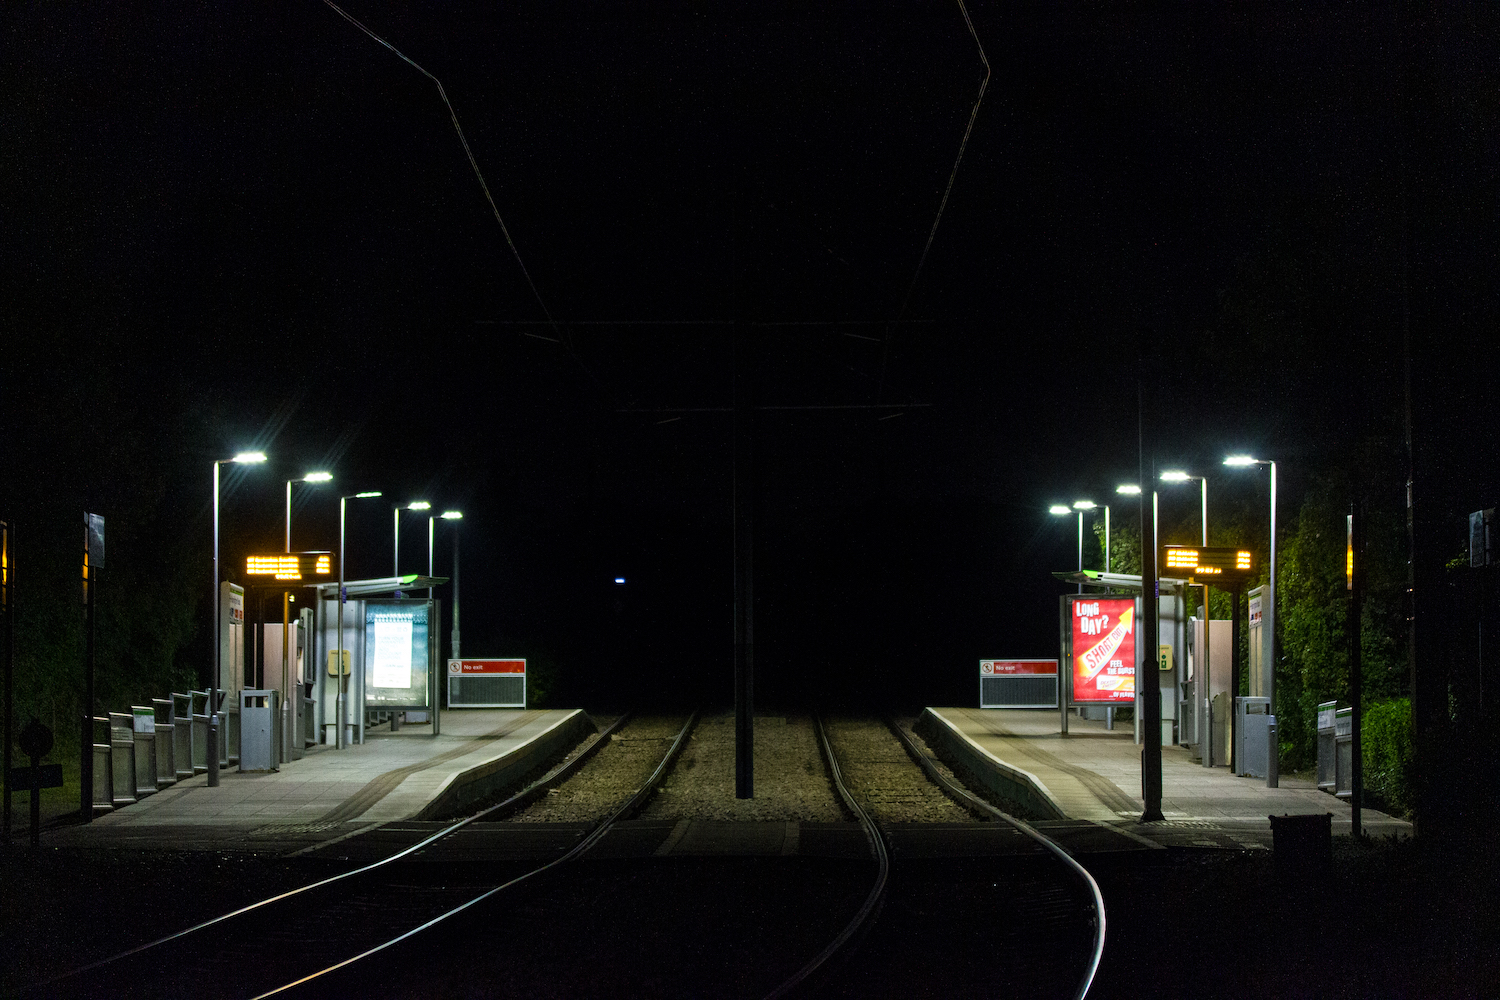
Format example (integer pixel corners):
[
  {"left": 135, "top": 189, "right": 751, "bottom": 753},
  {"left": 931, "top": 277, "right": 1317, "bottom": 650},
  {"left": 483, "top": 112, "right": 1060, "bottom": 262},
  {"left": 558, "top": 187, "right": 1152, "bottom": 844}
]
[
  {"left": 1071, "top": 598, "right": 1136, "bottom": 703},
  {"left": 447, "top": 658, "right": 526, "bottom": 675},
  {"left": 980, "top": 659, "right": 1058, "bottom": 676}
]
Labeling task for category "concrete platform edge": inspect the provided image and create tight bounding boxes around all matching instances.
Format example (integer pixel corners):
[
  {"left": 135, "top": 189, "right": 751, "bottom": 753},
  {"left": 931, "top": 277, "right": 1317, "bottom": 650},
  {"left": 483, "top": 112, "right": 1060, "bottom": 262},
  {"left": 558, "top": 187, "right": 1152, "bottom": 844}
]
[
  {"left": 915, "top": 708, "right": 1067, "bottom": 821},
  {"left": 413, "top": 709, "right": 596, "bottom": 820}
]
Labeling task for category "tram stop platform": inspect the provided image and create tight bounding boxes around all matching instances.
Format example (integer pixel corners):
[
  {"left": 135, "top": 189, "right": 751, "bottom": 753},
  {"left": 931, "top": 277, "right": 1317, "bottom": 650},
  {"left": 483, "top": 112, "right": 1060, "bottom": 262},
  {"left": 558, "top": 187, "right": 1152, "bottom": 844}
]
[
  {"left": 920, "top": 707, "right": 1412, "bottom": 850},
  {"left": 43, "top": 709, "right": 590, "bottom": 854}
]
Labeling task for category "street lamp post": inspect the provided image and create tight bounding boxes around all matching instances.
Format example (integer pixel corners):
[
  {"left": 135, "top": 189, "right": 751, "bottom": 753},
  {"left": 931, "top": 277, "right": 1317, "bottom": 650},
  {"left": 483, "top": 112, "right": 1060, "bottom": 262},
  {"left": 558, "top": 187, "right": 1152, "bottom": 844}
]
[
  {"left": 432, "top": 512, "right": 463, "bottom": 658},
  {"left": 1116, "top": 484, "right": 1144, "bottom": 571},
  {"left": 211, "top": 450, "right": 267, "bottom": 787},
  {"left": 1225, "top": 456, "right": 1278, "bottom": 714},
  {"left": 1049, "top": 505, "right": 1083, "bottom": 592},
  {"left": 336, "top": 491, "right": 382, "bottom": 749},
  {"left": 282, "top": 473, "right": 331, "bottom": 758},
  {"left": 394, "top": 501, "right": 431, "bottom": 591},
  {"left": 1160, "top": 471, "right": 1208, "bottom": 546}
]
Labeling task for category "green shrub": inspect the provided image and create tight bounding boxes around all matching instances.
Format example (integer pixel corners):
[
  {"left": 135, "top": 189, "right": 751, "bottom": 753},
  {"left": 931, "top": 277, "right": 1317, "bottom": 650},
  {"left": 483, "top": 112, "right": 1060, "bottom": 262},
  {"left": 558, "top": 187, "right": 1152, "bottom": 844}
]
[{"left": 1363, "top": 697, "right": 1414, "bottom": 817}]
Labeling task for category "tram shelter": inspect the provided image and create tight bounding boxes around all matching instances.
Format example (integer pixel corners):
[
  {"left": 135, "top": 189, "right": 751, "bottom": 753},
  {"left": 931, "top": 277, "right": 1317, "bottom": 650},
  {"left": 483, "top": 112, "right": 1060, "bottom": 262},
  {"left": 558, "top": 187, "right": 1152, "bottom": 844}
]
[{"left": 311, "top": 575, "right": 448, "bottom": 747}]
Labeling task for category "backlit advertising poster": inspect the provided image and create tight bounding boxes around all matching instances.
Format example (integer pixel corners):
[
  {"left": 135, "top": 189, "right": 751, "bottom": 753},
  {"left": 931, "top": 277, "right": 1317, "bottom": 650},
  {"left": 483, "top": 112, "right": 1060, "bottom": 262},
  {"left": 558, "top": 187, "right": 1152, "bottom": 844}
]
[{"left": 1071, "top": 597, "right": 1136, "bottom": 703}]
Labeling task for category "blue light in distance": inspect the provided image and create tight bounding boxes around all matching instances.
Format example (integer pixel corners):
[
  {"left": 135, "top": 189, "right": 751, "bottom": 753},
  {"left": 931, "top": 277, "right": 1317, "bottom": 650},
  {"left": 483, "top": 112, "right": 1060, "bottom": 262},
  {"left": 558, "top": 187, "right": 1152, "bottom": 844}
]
[{"left": 614, "top": 577, "right": 626, "bottom": 585}]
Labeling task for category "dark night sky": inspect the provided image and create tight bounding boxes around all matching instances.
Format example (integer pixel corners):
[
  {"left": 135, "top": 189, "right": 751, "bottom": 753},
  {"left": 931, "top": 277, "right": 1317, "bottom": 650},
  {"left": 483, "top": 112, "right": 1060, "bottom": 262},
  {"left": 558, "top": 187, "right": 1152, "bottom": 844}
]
[{"left": 5, "top": 2, "right": 1496, "bottom": 710}]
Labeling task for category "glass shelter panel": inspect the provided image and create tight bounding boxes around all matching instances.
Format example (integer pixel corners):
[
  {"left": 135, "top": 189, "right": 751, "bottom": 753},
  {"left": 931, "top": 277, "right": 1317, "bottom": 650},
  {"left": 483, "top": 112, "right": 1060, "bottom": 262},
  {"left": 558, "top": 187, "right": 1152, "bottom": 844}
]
[{"left": 363, "top": 601, "right": 432, "bottom": 710}]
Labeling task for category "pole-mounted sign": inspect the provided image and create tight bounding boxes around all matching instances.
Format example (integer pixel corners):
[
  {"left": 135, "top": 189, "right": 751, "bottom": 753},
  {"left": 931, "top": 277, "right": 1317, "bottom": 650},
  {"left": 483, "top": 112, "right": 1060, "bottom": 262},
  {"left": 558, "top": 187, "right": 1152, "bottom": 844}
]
[
  {"left": 245, "top": 552, "right": 334, "bottom": 581},
  {"left": 1162, "top": 545, "right": 1254, "bottom": 583}
]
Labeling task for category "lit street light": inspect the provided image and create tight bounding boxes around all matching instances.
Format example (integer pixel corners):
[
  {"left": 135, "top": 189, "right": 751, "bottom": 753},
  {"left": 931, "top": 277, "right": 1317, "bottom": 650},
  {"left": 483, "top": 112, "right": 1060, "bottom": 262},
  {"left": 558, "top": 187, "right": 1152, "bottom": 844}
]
[
  {"left": 1074, "top": 499, "right": 1113, "bottom": 573},
  {"left": 210, "top": 450, "right": 267, "bottom": 787},
  {"left": 1051, "top": 502, "right": 1095, "bottom": 592},
  {"left": 1225, "top": 455, "right": 1278, "bottom": 712},
  {"left": 1160, "top": 470, "right": 1208, "bottom": 545},
  {"left": 394, "top": 501, "right": 431, "bottom": 593},
  {"left": 336, "top": 490, "right": 382, "bottom": 749}
]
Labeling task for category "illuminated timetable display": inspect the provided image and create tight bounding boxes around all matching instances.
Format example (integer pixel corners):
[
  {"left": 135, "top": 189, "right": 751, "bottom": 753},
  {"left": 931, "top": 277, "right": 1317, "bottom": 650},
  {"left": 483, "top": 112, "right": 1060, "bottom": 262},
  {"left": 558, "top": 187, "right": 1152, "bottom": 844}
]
[
  {"left": 245, "top": 552, "right": 334, "bottom": 580},
  {"left": 1162, "top": 545, "right": 1254, "bottom": 580}
]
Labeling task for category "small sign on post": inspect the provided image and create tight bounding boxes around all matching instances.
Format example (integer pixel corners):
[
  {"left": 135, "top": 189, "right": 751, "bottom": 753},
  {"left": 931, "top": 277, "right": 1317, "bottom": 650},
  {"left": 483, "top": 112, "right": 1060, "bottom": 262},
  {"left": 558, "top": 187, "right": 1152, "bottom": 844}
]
[{"left": 447, "top": 659, "right": 526, "bottom": 708}]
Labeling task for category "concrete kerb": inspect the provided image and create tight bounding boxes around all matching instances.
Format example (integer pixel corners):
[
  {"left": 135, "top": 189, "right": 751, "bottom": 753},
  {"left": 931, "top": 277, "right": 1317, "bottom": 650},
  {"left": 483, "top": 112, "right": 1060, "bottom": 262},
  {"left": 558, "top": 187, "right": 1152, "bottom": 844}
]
[
  {"left": 914, "top": 708, "right": 1067, "bottom": 821},
  {"left": 413, "top": 709, "right": 596, "bottom": 821}
]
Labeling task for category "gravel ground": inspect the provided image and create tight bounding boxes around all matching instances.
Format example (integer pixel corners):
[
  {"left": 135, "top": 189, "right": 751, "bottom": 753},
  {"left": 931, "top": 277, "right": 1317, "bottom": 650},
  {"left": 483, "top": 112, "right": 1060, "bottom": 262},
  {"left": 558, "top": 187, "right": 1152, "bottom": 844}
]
[
  {"left": 640, "top": 713, "right": 847, "bottom": 822},
  {"left": 508, "top": 715, "right": 687, "bottom": 823},
  {"left": 824, "top": 717, "right": 976, "bottom": 824}
]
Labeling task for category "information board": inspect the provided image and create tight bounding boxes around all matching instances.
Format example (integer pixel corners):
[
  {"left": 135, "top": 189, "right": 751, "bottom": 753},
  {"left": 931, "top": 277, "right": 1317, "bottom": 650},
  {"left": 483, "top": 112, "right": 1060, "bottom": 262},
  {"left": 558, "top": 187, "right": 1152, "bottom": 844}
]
[
  {"left": 363, "top": 600, "right": 431, "bottom": 709},
  {"left": 447, "top": 659, "right": 526, "bottom": 708},
  {"left": 1070, "top": 597, "right": 1137, "bottom": 703},
  {"left": 979, "top": 659, "right": 1058, "bottom": 709}
]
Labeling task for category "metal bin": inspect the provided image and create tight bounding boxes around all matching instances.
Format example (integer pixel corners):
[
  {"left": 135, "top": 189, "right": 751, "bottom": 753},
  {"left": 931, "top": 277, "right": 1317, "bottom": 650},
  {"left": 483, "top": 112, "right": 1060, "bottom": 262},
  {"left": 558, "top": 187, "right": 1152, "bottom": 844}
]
[
  {"left": 239, "top": 689, "right": 281, "bottom": 772},
  {"left": 1234, "top": 696, "right": 1272, "bottom": 778}
]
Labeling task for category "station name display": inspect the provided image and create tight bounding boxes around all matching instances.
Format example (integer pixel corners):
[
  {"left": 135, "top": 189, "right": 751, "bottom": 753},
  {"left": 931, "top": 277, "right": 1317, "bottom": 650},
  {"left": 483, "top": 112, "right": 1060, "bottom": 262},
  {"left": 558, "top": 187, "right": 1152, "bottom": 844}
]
[
  {"left": 245, "top": 551, "right": 334, "bottom": 581},
  {"left": 1071, "top": 598, "right": 1136, "bottom": 703}
]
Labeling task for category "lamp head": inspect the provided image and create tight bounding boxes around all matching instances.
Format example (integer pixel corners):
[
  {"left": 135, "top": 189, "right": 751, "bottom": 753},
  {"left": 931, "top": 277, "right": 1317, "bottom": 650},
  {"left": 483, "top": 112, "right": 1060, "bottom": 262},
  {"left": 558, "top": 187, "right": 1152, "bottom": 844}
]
[
  {"left": 232, "top": 451, "right": 267, "bottom": 464},
  {"left": 441, "top": 511, "right": 463, "bottom": 520},
  {"left": 1160, "top": 470, "right": 1191, "bottom": 482},
  {"left": 1223, "top": 455, "right": 1260, "bottom": 467},
  {"left": 354, "top": 491, "right": 382, "bottom": 499},
  {"left": 407, "top": 501, "right": 431, "bottom": 511},
  {"left": 1116, "top": 484, "right": 1142, "bottom": 495},
  {"left": 1048, "top": 505, "right": 1071, "bottom": 516},
  {"left": 303, "top": 471, "right": 333, "bottom": 483},
  {"left": 1072, "top": 500, "right": 1097, "bottom": 510}
]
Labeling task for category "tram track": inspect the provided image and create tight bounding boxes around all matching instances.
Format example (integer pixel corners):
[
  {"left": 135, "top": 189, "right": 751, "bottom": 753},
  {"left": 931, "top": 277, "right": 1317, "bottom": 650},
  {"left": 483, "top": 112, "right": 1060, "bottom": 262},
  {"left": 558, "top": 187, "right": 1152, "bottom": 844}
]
[
  {"left": 22, "top": 709, "right": 1104, "bottom": 999},
  {"left": 23, "top": 711, "right": 688, "bottom": 999}
]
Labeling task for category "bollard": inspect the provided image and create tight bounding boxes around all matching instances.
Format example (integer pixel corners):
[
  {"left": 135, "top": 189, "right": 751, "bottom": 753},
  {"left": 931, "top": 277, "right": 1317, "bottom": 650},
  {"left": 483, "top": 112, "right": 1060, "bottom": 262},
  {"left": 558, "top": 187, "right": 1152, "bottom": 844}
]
[{"left": 1266, "top": 718, "right": 1279, "bottom": 788}]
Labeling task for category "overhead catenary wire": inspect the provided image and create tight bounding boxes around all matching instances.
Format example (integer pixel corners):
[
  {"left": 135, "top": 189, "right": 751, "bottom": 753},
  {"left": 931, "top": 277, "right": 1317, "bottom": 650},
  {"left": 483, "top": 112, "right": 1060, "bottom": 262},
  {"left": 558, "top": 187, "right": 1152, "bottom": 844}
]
[
  {"left": 877, "top": 0, "right": 989, "bottom": 403},
  {"left": 319, "top": 2, "right": 614, "bottom": 398}
]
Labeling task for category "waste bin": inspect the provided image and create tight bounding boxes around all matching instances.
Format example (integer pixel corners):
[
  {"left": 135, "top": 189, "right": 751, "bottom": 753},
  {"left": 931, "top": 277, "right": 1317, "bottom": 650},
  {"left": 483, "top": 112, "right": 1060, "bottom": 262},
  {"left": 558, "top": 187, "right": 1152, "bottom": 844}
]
[
  {"left": 152, "top": 698, "right": 176, "bottom": 788},
  {"left": 1235, "top": 697, "right": 1272, "bottom": 778},
  {"left": 1335, "top": 706, "right": 1353, "bottom": 798},
  {"left": 108, "top": 712, "right": 137, "bottom": 807},
  {"left": 131, "top": 706, "right": 158, "bottom": 798},
  {"left": 239, "top": 689, "right": 281, "bottom": 772},
  {"left": 1316, "top": 701, "right": 1338, "bottom": 793}
]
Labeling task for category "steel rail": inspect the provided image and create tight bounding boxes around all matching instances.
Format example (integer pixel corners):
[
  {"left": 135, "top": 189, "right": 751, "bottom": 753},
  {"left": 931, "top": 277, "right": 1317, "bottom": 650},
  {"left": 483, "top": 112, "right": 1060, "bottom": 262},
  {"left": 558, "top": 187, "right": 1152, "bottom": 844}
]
[
  {"left": 253, "top": 710, "right": 701, "bottom": 998},
  {"left": 28, "top": 711, "right": 635, "bottom": 995},
  {"left": 886, "top": 718, "right": 1107, "bottom": 1000},
  {"left": 763, "top": 715, "right": 891, "bottom": 999}
]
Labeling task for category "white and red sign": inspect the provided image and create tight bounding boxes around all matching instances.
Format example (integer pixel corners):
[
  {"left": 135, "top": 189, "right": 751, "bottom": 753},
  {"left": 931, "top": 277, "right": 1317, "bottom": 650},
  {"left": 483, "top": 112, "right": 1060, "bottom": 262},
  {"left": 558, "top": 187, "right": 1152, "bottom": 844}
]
[
  {"left": 447, "top": 658, "right": 526, "bottom": 676},
  {"left": 1071, "top": 597, "right": 1136, "bottom": 703},
  {"left": 980, "top": 659, "right": 1057, "bottom": 676}
]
